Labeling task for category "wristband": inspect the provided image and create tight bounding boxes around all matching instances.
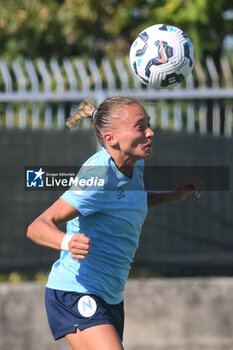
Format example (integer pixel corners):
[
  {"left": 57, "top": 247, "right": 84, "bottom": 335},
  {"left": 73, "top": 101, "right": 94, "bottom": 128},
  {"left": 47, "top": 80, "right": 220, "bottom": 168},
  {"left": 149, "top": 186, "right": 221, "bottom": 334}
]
[{"left": 61, "top": 234, "right": 72, "bottom": 251}]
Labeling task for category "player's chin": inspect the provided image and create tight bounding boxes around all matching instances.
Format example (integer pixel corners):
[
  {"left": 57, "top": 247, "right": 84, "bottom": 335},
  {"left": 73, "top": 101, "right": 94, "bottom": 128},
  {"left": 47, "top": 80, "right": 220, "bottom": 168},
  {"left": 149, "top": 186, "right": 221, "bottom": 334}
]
[{"left": 142, "top": 146, "right": 153, "bottom": 158}]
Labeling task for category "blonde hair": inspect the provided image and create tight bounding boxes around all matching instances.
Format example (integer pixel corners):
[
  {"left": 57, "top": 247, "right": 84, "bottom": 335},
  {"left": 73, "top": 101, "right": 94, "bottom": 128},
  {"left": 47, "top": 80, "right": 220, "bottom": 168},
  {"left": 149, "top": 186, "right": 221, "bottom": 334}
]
[{"left": 66, "top": 96, "right": 139, "bottom": 147}]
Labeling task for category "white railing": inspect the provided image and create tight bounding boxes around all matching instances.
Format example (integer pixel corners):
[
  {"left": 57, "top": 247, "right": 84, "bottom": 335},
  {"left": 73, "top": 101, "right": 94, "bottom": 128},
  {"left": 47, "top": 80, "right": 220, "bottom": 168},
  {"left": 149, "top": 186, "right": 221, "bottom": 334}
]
[{"left": 0, "top": 56, "right": 232, "bottom": 136}]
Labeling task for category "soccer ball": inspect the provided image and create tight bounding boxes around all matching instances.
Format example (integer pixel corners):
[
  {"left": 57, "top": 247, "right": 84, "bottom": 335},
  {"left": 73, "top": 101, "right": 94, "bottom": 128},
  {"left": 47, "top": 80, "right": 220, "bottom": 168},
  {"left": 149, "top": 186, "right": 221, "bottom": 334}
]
[{"left": 129, "top": 24, "right": 195, "bottom": 88}]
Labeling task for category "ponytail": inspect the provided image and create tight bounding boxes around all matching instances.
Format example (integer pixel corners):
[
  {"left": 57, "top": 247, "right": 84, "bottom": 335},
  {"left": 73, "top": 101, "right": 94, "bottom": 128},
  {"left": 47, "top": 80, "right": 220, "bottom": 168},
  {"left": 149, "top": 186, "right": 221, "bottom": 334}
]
[{"left": 66, "top": 98, "right": 96, "bottom": 128}]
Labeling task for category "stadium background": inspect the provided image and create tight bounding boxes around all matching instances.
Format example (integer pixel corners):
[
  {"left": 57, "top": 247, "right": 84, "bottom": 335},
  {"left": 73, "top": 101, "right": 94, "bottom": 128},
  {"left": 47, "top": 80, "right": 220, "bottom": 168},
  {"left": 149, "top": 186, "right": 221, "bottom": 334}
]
[{"left": 0, "top": 128, "right": 232, "bottom": 276}]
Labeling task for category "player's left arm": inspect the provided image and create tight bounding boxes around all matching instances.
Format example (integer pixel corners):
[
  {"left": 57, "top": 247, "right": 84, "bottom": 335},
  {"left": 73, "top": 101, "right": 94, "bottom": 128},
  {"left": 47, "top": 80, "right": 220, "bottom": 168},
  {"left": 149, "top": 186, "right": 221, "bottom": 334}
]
[{"left": 147, "top": 177, "right": 205, "bottom": 208}]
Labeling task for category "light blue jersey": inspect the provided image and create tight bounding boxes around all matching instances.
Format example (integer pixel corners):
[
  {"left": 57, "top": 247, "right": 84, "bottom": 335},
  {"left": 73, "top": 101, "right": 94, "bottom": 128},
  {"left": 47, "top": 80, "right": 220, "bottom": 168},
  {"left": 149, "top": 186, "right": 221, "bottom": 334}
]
[{"left": 46, "top": 147, "right": 148, "bottom": 304}]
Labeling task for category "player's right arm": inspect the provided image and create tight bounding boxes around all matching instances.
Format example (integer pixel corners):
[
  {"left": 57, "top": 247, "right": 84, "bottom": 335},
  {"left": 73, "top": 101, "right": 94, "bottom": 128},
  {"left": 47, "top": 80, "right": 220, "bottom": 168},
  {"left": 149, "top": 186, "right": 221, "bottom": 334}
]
[{"left": 27, "top": 198, "right": 90, "bottom": 260}]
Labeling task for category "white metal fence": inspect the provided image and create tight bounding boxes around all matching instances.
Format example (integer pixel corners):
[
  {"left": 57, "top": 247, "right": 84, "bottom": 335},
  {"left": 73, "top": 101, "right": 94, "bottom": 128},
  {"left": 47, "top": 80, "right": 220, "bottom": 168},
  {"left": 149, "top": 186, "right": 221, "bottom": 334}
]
[{"left": 0, "top": 56, "right": 232, "bottom": 136}]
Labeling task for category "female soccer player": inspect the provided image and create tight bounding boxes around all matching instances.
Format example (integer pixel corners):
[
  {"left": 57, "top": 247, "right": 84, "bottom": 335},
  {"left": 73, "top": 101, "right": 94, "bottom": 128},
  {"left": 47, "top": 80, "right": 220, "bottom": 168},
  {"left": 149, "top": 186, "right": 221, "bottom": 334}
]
[{"left": 27, "top": 96, "right": 204, "bottom": 350}]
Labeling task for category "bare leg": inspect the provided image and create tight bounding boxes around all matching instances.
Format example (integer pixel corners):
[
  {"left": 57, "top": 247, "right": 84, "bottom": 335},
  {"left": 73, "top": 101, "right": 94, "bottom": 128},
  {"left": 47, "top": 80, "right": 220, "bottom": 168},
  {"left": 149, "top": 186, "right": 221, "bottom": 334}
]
[{"left": 65, "top": 324, "right": 124, "bottom": 350}]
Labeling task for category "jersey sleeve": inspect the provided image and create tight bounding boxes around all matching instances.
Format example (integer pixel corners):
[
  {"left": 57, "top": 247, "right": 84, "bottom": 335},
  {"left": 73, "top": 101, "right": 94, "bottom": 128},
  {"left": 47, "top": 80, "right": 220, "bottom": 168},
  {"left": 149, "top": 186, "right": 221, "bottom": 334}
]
[
  {"left": 60, "top": 162, "right": 106, "bottom": 217},
  {"left": 61, "top": 189, "right": 104, "bottom": 217}
]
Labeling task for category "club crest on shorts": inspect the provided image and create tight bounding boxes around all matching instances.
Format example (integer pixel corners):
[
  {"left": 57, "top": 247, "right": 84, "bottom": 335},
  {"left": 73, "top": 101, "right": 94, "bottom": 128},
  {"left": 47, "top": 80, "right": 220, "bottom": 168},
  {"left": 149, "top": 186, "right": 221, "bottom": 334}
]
[{"left": 77, "top": 295, "right": 97, "bottom": 318}]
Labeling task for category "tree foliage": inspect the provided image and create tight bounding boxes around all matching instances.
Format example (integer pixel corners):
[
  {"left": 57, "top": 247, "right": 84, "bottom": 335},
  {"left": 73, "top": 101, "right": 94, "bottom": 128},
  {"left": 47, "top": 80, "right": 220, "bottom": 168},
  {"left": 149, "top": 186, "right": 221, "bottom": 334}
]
[{"left": 0, "top": 0, "right": 232, "bottom": 65}]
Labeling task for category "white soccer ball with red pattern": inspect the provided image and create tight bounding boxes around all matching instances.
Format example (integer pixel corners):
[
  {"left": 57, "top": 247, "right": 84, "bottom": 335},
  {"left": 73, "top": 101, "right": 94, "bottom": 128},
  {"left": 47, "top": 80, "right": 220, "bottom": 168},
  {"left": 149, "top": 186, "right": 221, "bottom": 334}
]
[{"left": 129, "top": 24, "right": 195, "bottom": 88}]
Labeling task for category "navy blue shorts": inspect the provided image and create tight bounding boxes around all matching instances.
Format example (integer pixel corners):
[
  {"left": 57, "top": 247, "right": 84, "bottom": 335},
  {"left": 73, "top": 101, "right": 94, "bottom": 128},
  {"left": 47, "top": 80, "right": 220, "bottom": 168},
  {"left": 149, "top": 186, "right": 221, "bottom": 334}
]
[{"left": 45, "top": 288, "right": 124, "bottom": 341}]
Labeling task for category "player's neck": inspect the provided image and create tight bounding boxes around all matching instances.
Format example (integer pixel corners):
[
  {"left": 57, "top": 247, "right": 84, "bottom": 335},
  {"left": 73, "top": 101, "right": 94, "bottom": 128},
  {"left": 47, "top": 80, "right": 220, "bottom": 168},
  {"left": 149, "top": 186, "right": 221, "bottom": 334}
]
[{"left": 106, "top": 148, "right": 136, "bottom": 178}]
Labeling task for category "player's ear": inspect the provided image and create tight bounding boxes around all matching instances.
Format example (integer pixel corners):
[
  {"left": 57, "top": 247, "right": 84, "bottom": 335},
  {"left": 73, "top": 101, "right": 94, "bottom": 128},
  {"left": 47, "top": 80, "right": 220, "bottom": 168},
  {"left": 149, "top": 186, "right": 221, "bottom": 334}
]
[{"left": 103, "top": 131, "right": 118, "bottom": 146}]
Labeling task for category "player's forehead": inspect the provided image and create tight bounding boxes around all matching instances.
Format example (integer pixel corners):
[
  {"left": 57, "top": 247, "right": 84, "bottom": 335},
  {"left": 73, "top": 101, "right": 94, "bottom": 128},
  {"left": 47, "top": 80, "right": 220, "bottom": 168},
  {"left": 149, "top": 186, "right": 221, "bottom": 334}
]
[{"left": 116, "top": 103, "right": 148, "bottom": 122}]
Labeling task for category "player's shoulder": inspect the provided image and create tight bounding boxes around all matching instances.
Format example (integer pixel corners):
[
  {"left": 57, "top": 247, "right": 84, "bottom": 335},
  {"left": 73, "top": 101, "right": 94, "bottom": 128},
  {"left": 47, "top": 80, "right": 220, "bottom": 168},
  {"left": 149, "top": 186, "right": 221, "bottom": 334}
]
[
  {"left": 135, "top": 159, "right": 145, "bottom": 174},
  {"left": 77, "top": 147, "right": 111, "bottom": 184},
  {"left": 135, "top": 159, "right": 145, "bottom": 167},
  {"left": 82, "top": 147, "right": 111, "bottom": 167}
]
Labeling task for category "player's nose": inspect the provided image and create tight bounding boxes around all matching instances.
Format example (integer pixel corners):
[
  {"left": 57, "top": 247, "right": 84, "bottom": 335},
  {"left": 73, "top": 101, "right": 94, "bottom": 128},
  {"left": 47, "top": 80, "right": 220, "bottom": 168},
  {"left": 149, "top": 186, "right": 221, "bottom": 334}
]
[{"left": 145, "top": 126, "right": 154, "bottom": 138}]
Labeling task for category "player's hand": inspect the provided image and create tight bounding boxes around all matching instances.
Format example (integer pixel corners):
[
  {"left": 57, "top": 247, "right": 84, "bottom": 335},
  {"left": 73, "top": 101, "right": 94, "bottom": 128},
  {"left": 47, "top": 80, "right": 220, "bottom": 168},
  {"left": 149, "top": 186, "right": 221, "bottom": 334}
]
[
  {"left": 68, "top": 233, "right": 91, "bottom": 260},
  {"left": 174, "top": 177, "right": 205, "bottom": 201}
]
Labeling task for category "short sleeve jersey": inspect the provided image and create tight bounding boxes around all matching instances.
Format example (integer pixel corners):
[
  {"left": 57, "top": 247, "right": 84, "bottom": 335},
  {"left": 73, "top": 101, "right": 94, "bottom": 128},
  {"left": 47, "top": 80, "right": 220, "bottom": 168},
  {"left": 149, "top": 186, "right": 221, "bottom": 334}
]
[{"left": 46, "top": 147, "right": 148, "bottom": 304}]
